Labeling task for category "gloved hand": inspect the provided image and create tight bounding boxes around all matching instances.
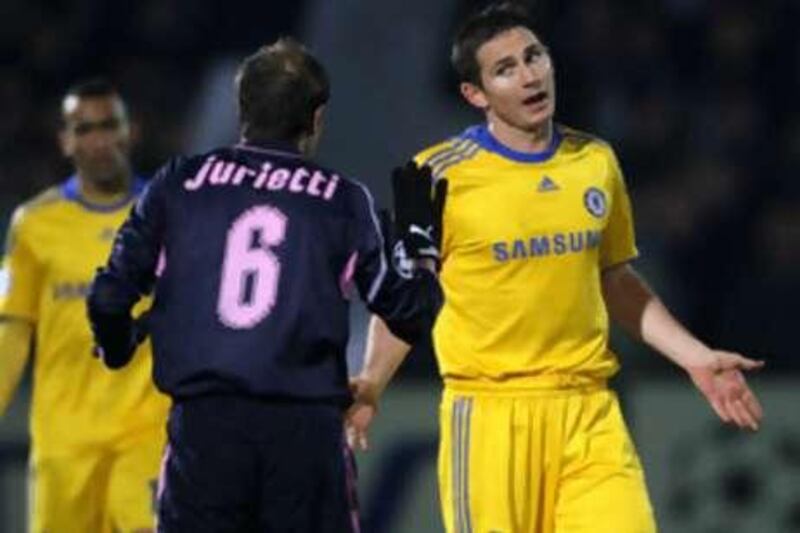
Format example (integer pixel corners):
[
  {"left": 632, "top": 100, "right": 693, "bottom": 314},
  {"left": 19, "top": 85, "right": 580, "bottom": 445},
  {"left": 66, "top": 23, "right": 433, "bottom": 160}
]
[
  {"left": 91, "top": 310, "right": 152, "bottom": 368},
  {"left": 390, "top": 161, "right": 448, "bottom": 265}
]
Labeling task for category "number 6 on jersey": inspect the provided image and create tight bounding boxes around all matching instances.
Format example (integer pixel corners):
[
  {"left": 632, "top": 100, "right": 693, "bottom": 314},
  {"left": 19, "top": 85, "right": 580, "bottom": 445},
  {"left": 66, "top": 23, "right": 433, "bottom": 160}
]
[{"left": 217, "top": 205, "right": 287, "bottom": 329}]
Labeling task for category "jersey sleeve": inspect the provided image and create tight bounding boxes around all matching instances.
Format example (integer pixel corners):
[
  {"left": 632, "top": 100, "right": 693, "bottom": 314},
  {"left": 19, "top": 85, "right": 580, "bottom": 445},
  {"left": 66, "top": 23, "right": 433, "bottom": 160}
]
[
  {"left": 601, "top": 149, "right": 639, "bottom": 269},
  {"left": 350, "top": 183, "right": 442, "bottom": 344},
  {"left": 88, "top": 160, "right": 174, "bottom": 368},
  {"left": 0, "top": 208, "right": 43, "bottom": 322}
]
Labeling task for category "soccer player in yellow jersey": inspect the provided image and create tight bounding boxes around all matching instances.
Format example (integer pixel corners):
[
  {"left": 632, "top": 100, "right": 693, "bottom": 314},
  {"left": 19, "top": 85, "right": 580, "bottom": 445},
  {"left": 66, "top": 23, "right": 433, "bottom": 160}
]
[
  {"left": 0, "top": 79, "right": 169, "bottom": 533},
  {"left": 346, "top": 3, "right": 765, "bottom": 532}
]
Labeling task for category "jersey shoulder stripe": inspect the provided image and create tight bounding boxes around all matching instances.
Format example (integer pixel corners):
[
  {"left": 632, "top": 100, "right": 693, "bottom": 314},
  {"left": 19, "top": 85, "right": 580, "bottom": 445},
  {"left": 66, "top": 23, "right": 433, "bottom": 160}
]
[
  {"left": 557, "top": 124, "right": 612, "bottom": 153},
  {"left": 415, "top": 137, "right": 463, "bottom": 167},
  {"left": 7, "top": 186, "right": 65, "bottom": 239},
  {"left": 415, "top": 135, "right": 483, "bottom": 179},
  {"left": 18, "top": 186, "right": 64, "bottom": 216},
  {"left": 430, "top": 140, "right": 481, "bottom": 179}
]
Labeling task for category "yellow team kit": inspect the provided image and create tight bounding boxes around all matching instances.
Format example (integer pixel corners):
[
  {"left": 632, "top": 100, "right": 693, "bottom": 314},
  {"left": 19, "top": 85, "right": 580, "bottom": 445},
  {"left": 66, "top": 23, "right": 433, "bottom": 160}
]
[
  {"left": 0, "top": 176, "right": 169, "bottom": 532},
  {"left": 415, "top": 124, "right": 656, "bottom": 532}
]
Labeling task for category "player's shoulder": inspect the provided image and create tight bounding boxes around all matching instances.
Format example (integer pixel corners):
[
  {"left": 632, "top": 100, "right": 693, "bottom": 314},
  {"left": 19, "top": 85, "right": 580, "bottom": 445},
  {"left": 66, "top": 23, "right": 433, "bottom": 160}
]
[
  {"left": 150, "top": 153, "right": 196, "bottom": 184},
  {"left": 20, "top": 185, "right": 64, "bottom": 212},
  {"left": 413, "top": 126, "right": 484, "bottom": 178},
  {"left": 326, "top": 167, "right": 370, "bottom": 205},
  {"left": 10, "top": 184, "right": 68, "bottom": 227},
  {"left": 557, "top": 124, "right": 617, "bottom": 159}
]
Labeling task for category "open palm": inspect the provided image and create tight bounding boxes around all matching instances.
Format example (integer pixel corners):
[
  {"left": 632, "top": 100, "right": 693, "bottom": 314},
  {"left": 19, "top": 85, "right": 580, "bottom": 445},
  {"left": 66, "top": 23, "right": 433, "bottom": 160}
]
[{"left": 685, "top": 350, "right": 764, "bottom": 431}]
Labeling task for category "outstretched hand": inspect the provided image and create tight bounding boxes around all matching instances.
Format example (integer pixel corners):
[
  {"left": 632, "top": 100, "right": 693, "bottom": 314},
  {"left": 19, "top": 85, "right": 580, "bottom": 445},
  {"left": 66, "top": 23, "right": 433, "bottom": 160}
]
[
  {"left": 685, "top": 350, "right": 764, "bottom": 431},
  {"left": 345, "top": 376, "right": 380, "bottom": 451}
]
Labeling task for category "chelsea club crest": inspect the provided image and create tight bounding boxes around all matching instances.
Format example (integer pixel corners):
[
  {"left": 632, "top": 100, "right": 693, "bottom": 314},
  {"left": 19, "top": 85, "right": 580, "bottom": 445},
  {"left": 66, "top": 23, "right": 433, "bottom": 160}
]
[{"left": 583, "top": 187, "right": 607, "bottom": 218}]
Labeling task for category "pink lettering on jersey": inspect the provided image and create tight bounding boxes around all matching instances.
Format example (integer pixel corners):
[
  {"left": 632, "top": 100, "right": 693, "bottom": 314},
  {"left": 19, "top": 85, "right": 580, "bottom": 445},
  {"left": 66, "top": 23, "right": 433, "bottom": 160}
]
[
  {"left": 183, "top": 156, "right": 216, "bottom": 190},
  {"left": 209, "top": 162, "right": 236, "bottom": 185},
  {"left": 217, "top": 206, "right": 287, "bottom": 328},
  {"left": 232, "top": 166, "right": 256, "bottom": 185},
  {"left": 307, "top": 170, "right": 327, "bottom": 197},
  {"left": 323, "top": 174, "right": 340, "bottom": 200},
  {"left": 267, "top": 168, "right": 291, "bottom": 190},
  {"left": 289, "top": 167, "right": 309, "bottom": 193},
  {"left": 184, "top": 157, "right": 340, "bottom": 201},
  {"left": 253, "top": 162, "right": 273, "bottom": 188}
]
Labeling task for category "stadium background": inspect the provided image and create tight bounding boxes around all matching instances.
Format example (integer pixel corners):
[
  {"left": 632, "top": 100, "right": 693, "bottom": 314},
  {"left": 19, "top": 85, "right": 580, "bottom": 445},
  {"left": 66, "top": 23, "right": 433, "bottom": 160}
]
[{"left": 0, "top": 0, "right": 798, "bottom": 531}]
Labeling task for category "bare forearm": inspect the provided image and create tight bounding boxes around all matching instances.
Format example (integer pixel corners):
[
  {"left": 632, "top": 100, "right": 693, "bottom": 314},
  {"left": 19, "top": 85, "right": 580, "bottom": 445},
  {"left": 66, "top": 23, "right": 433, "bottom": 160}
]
[
  {"left": 361, "top": 315, "right": 412, "bottom": 398},
  {"left": 603, "top": 264, "right": 710, "bottom": 369},
  {"left": 640, "top": 296, "right": 711, "bottom": 368},
  {"left": 0, "top": 319, "right": 33, "bottom": 415},
  {"left": 603, "top": 265, "right": 764, "bottom": 430}
]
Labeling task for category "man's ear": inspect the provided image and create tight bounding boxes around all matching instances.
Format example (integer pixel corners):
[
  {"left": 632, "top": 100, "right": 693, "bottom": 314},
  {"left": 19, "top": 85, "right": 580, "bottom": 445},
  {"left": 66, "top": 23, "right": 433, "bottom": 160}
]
[
  {"left": 312, "top": 104, "right": 326, "bottom": 136},
  {"left": 460, "top": 82, "right": 489, "bottom": 111}
]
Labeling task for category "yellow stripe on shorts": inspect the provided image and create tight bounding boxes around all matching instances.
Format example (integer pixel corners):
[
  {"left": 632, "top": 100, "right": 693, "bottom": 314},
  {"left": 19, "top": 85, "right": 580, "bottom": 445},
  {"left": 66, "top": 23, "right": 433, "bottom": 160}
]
[{"left": 452, "top": 397, "right": 474, "bottom": 533}]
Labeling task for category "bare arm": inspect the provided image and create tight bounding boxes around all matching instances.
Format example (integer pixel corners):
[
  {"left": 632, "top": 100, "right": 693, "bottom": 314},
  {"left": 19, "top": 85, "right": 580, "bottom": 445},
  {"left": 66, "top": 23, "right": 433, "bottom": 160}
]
[
  {"left": 602, "top": 263, "right": 764, "bottom": 430},
  {"left": 346, "top": 315, "right": 413, "bottom": 450},
  {"left": 602, "top": 263, "right": 710, "bottom": 366},
  {"left": 0, "top": 319, "right": 33, "bottom": 416},
  {"left": 360, "top": 315, "right": 412, "bottom": 398}
]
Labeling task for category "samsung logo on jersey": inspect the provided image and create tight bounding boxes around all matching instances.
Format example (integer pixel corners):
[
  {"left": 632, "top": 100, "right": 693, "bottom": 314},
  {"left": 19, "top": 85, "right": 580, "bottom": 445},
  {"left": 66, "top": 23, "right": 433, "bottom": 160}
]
[
  {"left": 183, "top": 156, "right": 340, "bottom": 200},
  {"left": 492, "top": 230, "right": 601, "bottom": 262},
  {"left": 53, "top": 281, "right": 91, "bottom": 300}
]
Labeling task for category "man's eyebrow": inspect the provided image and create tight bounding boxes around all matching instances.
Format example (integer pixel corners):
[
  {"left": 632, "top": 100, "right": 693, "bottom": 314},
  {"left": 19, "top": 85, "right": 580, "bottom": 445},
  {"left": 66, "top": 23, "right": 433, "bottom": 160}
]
[
  {"left": 525, "top": 43, "right": 546, "bottom": 54},
  {"left": 490, "top": 55, "right": 516, "bottom": 70}
]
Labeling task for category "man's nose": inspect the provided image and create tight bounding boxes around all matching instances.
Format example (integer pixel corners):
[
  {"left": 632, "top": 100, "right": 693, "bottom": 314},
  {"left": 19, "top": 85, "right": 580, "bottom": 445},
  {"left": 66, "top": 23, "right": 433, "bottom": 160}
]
[
  {"left": 520, "top": 65, "right": 542, "bottom": 86},
  {"left": 87, "top": 130, "right": 116, "bottom": 150}
]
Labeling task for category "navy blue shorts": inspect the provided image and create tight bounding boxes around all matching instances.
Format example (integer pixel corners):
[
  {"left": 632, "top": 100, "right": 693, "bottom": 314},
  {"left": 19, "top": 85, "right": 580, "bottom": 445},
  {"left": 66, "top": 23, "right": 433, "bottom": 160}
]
[{"left": 156, "top": 396, "right": 359, "bottom": 532}]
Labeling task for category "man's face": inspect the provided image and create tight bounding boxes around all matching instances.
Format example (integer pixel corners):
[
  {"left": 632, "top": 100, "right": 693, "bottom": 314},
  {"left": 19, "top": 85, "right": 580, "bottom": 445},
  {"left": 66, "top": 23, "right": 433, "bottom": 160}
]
[
  {"left": 462, "top": 27, "right": 556, "bottom": 132},
  {"left": 60, "top": 95, "right": 131, "bottom": 187}
]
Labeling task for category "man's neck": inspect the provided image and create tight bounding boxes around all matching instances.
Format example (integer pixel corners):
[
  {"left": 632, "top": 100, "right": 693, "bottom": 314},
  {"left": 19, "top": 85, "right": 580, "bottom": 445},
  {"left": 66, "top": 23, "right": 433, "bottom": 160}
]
[
  {"left": 77, "top": 173, "right": 132, "bottom": 206},
  {"left": 487, "top": 118, "right": 553, "bottom": 154}
]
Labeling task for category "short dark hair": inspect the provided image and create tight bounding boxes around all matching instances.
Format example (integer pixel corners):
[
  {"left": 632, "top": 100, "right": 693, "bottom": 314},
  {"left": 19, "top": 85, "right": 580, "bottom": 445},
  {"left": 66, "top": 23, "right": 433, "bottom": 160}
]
[
  {"left": 60, "top": 77, "right": 125, "bottom": 128},
  {"left": 64, "top": 77, "right": 120, "bottom": 100},
  {"left": 451, "top": 2, "right": 539, "bottom": 85},
  {"left": 236, "top": 38, "right": 330, "bottom": 143}
]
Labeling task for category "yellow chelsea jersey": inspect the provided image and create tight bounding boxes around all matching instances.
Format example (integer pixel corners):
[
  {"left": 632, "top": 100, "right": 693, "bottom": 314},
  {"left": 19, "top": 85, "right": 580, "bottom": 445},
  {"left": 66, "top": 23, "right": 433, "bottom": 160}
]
[
  {"left": 0, "top": 176, "right": 168, "bottom": 459},
  {"left": 415, "top": 124, "right": 638, "bottom": 386}
]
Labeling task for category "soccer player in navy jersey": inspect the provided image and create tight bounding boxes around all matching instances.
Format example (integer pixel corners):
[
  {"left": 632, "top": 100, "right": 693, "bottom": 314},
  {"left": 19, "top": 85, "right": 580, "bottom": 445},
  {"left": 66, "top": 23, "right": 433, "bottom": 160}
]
[{"left": 87, "top": 38, "right": 441, "bottom": 532}]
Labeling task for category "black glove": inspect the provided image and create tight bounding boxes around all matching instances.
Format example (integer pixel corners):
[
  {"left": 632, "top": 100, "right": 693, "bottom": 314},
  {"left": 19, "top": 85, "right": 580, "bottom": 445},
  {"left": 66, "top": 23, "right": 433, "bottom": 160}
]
[
  {"left": 131, "top": 310, "right": 152, "bottom": 345},
  {"left": 390, "top": 161, "right": 448, "bottom": 264},
  {"left": 91, "top": 310, "right": 152, "bottom": 369}
]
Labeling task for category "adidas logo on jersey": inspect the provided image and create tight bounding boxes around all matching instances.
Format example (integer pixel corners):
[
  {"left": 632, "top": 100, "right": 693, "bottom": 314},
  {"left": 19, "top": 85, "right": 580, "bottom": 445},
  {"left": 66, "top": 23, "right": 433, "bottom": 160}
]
[{"left": 537, "top": 175, "right": 559, "bottom": 192}]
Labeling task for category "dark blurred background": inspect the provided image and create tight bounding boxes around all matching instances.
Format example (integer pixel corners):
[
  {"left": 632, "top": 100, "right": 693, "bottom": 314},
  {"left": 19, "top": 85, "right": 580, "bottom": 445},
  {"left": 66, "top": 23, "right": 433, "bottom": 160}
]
[{"left": 0, "top": 1, "right": 797, "bottom": 531}]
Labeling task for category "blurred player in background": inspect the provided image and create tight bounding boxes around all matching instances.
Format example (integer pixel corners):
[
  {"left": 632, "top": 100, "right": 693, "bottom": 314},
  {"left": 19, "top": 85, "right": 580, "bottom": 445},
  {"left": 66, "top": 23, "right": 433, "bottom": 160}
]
[
  {"left": 87, "top": 38, "right": 441, "bottom": 532},
  {"left": 347, "top": 3, "right": 765, "bottom": 532},
  {"left": 0, "top": 79, "right": 169, "bottom": 532}
]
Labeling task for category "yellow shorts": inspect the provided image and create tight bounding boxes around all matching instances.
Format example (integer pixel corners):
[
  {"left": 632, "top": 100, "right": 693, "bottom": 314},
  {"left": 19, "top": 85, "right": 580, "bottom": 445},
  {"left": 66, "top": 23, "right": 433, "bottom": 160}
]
[
  {"left": 29, "top": 426, "right": 166, "bottom": 533},
  {"left": 439, "top": 380, "right": 657, "bottom": 533}
]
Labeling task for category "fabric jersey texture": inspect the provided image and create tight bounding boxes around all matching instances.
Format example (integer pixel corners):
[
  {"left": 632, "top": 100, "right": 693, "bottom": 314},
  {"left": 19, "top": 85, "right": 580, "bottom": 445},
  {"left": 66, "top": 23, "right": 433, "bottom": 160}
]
[
  {"left": 439, "top": 385, "right": 656, "bottom": 533},
  {"left": 415, "top": 124, "right": 655, "bottom": 533},
  {"left": 90, "top": 141, "right": 440, "bottom": 403},
  {"left": 415, "top": 124, "right": 638, "bottom": 387},
  {"left": 0, "top": 176, "right": 169, "bottom": 459},
  {"left": 0, "top": 176, "right": 169, "bottom": 532},
  {"left": 157, "top": 396, "right": 358, "bottom": 532},
  {"left": 31, "top": 425, "right": 165, "bottom": 533}
]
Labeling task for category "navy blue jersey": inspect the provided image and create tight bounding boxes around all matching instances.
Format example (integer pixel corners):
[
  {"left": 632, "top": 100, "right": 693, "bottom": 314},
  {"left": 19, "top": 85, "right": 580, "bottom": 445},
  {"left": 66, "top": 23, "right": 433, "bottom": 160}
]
[{"left": 88, "top": 141, "right": 440, "bottom": 403}]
